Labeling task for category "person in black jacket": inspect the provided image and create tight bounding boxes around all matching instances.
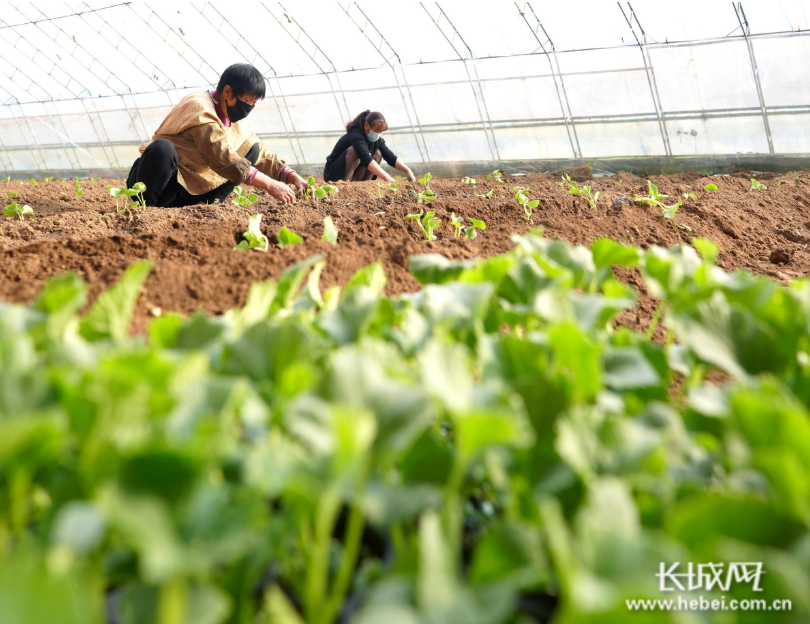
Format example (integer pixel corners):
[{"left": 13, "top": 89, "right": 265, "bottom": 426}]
[{"left": 324, "top": 110, "right": 417, "bottom": 183}]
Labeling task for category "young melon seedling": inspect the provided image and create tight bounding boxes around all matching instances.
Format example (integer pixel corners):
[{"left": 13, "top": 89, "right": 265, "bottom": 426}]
[
  {"left": 278, "top": 225, "right": 303, "bottom": 249},
  {"left": 474, "top": 189, "right": 494, "bottom": 199},
  {"left": 45, "top": 176, "right": 54, "bottom": 183},
  {"left": 463, "top": 176, "right": 476, "bottom": 186},
  {"left": 406, "top": 207, "right": 441, "bottom": 241},
  {"left": 75, "top": 178, "right": 83, "bottom": 198},
  {"left": 704, "top": 183, "right": 718, "bottom": 191},
  {"left": 4, "top": 202, "right": 33, "bottom": 221},
  {"left": 321, "top": 215, "right": 338, "bottom": 243},
  {"left": 750, "top": 178, "right": 767, "bottom": 190},
  {"left": 234, "top": 214, "right": 269, "bottom": 252},
  {"left": 487, "top": 169, "right": 503, "bottom": 183},
  {"left": 29, "top": 179, "right": 36, "bottom": 185},
  {"left": 376, "top": 181, "right": 397, "bottom": 198},
  {"left": 465, "top": 218, "right": 485, "bottom": 239},
  {"left": 558, "top": 173, "right": 599, "bottom": 209},
  {"left": 232, "top": 185, "right": 259, "bottom": 206},
  {"left": 633, "top": 180, "right": 682, "bottom": 219},
  {"left": 7, "top": 192, "right": 17, "bottom": 198},
  {"left": 2, "top": 176, "right": 9, "bottom": 182},
  {"left": 304, "top": 175, "right": 338, "bottom": 200},
  {"left": 514, "top": 187, "right": 539, "bottom": 223},
  {"left": 415, "top": 172, "right": 436, "bottom": 204}
]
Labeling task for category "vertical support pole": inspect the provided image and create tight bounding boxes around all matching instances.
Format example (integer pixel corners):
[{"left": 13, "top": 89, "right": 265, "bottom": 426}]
[
  {"left": 618, "top": 2, "right": 672, "bottom": 157},
  {"left": 733, "top": 2, "right": 774, "bottom": 154},
  {"left": 419, "top": 2, "right": 501, "bottom": 163},
  {"left": 339, "top": 2, "right": 430, "bottom": 162},
  {"left": 515, "top": 2, "right": 581, "bottom": 159}
]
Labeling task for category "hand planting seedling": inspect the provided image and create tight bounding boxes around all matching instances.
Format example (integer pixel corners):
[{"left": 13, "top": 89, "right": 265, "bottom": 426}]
[
  {"left": 232, "top": 185, "right": 258, "bottom": 206},
  {"left": 487, "top": 169, "right": 503, "bottom": 183},
  {"left": 3, "top": 202, "right": 33, "bottom": 221},
  {"left": 406, "top": 207, "right": 441, "bottom": 240},
  {"left": 634, "top": 180, "right": 682, "bottom": 219},
  {"left": 514, "top": 187, "right": 539, "bottom": 223},
  {"left": 304, "top": 175, "right": 339, "bottom": 200},
  {"left": 234, "top": 214, "right": 269, "bottom": 251},
  {"left": 558, "top": 173, "right": 599, "bottom": 209},
  {"left": 277, "top": 225, "right": 303, "bottom": 249},
  {"left": 750, "top": 178, "right": 767, "bottom": 190},
  {"left": 450, "top": 212, "right": 486, "bottom": 239},
  {"left": 704, "top": 183, "right": 718, "bottom": 191},
  {"left": 463, "top": 176, "right": 477, "bottom": 186}
]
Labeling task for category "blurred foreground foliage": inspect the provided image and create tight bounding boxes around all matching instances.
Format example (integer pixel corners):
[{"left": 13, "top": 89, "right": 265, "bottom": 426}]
[{"left": 2, "top": 230, "right": 810, "bottom": 623}]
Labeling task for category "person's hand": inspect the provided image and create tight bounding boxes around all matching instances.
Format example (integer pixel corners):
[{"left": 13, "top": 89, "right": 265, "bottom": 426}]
[
  {"left": 406, "top": 170, "right": 417, "bottom": 184},
  {"left": 268, "top": 179, "right": 296, "bottom": 205},
  {"left": 290, "top": 173, "right": 311, "bottom": 195}
]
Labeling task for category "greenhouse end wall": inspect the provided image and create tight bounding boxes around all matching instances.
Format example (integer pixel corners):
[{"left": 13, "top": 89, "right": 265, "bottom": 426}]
[{"left": 2, "top": 31, "right": 810, "bottom": 178}]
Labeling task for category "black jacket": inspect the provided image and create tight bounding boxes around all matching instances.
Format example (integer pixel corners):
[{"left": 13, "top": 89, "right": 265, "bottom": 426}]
[{"left": 326, "top": 128, "right": 398, "bottom": 170}]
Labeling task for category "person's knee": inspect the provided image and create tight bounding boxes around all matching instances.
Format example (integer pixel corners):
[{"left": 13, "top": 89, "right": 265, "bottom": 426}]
[
  {"left": 143, "top": 139, "right": 177, "bottom": 167},
  {"left": 246, "top": 142, "right": 260, "bottom": 165},
  {"left": 345, "top": 146, "right": 361, "bottom": 166}
]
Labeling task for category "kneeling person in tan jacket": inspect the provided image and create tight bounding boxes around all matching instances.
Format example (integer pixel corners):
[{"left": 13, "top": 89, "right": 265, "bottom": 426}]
[{"left": 127, "top": 63, "right": 307, "bottom": 207}]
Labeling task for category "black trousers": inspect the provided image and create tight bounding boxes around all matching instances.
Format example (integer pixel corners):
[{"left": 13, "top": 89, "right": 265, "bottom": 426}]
[{"left": 126, "top": 139, "right": 260, "bottom": 207}]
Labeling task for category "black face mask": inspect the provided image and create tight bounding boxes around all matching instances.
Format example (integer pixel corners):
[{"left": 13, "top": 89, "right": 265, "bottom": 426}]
[{"left": 227, "top": 97, "right": 254, "bottom": 123}]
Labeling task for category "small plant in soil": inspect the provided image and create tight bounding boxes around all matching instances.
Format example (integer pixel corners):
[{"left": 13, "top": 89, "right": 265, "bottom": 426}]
[
  {"left": 234, "top": 214, "right": 269, "bottom": 252},
  {"left": 321, "top": 215, "right": 338, "bottom": 243},
  {"left": 634, "top": 180, "right": 681, "bottom": 219},
  {"left": 75, "top": 179, "right": 83, "bottom": 198},
  {"left": 2, "top": 176, "right": 9, "bottom": 182},
  {"left": 704, "top": 183, "right": 718, "bottom": 192},
  {"left": 90, "top": 177, "right": 100, "bottom": 183},
  {"left": 750, "top": 178, "right": 767, "bottom": 191},
  {"left": 487, "top": 169, "right": 504, "bottom": 183},
  {"left": 232, "top": 185, "right": 258, "bottom": 206},
  {"left": 110, "top": 182, "right": 147, "bottom": 214},
  {"left": 406, "top": 207, "right": 440, "bottom": 241},
  {"left": 29, "top": 179, "right": 36, "bottom": 185},
  {"left": 463, "top": 176, "right": 476, "bottom": 186},
  {"left": 4, "top": 202, "right": 33, "bottom": 221},
  {"left": 557, "top": 173, "right": 599, "bottom": 209},
  {"left": 278, "top": 225, "right": 303, "bottom": 249},
  {"left": 305, "top": 175, "right": 338, "bottom": 200},
  {"left": 474, "top": 189, "right": 494, "bottom": 199},
  {"left": 44, "top": 176, "right": 54, "bottom": 183},
  {"left": 416, "top": 172, "right": 436, "bottom": 204},
  {"left": 450, "top": 212, "right": 486, "bottom": 239},
  {"left": 514, "top": 187, "right": 539, "bottom": 223},
  {"left": 376, "top": 181, "right": 397, "bottom": 198},
  {"left": 7, "top": 192, "right": 17, "bottom": 198},
  {"left": 684, "top": 192, "right": 696, "bottom": 199}
]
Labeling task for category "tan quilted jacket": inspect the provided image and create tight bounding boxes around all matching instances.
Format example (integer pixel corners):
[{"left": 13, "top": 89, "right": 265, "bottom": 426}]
[{"left": 140, "top": 91, "right": 286, "bottom": 195}]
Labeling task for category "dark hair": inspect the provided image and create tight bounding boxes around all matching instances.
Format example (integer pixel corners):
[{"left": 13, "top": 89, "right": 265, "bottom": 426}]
[
  {"left": 217, "top": 63, "right": 266, "bottom": 99},
  {"left": 346, "top": 110, "right": 386, "bottom": 133}
]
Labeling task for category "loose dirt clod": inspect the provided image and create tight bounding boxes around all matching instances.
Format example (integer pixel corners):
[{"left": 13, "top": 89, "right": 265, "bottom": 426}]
[{"left": 769, "top": 248, "right": 793, "bottom": 264}]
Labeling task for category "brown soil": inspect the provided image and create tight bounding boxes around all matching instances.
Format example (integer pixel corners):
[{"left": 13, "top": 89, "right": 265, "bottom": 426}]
[{"left": 2, "top": 170, "right": 810, "bottom": 334}]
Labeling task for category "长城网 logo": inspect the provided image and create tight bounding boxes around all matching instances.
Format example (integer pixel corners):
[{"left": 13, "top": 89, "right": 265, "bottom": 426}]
[{"left": 656, "top": 562, "right": 765, "bottom": 592}]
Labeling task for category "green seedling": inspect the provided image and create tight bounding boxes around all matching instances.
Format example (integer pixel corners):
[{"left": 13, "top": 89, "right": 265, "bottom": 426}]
[
  {"left": 2, "top": 176, "right": 9, "bottom": 182},
  {"left": 110, "top": 182, "right": 147, "bottom": 213},
  {"left": 474, "top": 189, "right": 494, "bottom": 199},
  {"left": 514, "top": 187, "right": 539, "bottom": 223},
  {"left": 75, "top": 179, "right": 83, "bottom": 198},
  {"left": 232, "top": 185, "right": 258, "bottom": 206},
  {"left": 7, "top": 192, "right": 17, "bottom": 198},
  {"left": 376, "top": 181, "right": 397, "bottom": 198},
  {"left": 704, "top": 183, "right": 718, "bottom": 192},
  {"left": 278, "top": 225, "right": 303, "bottom": 249},
  {"left": 558, "top": 173, "right": 599, "bottom": 209},
  {"left": 305, "top": 175, "right": 338, "bottom": 200},
  {"left": 487, "top": 169, "right": 503, "bottom": 183},
  {"left": 90, "top": 177, "right": 100, "bottom": 183},
  {"left": 463, "top": 176, "right": 477, "bottom": 186},
  {"left": 234, "top": 214, "right": 269, "bottom": 252},
  {"left": 406, "top": 207, "right": 441, "bottom": 240},
  {"left": 779, "top": 179, "right": 786, "bottom": 185},
  {"left": 45, "top": 176, "right": 54, "bottom": 183},
  {"left": 684, "top": 192, "right": 696, "bottom": 200},
  {"left": 29, "top": 179, "right": 36, "bottom": 185},
  {"left": 321, "top": 215, "right": 338, "bottom": 243},
  {"left": 4, "top": 202, "right": 33, "bottom": 221},
  {"left": 633, "top": 180, "right": 682, "bottom": 219},
  {"left": 750, "top": 178, "right": 767, "bottom": 190},
  {"left": 450, "top": 213, "right": 485, "bottom": 239},
  {"left": 415, "top": 172, "right": 436, "bottom": 204}
]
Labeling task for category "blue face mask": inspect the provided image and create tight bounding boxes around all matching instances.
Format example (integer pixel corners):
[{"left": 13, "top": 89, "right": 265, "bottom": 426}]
[{"left": 367, "top": 130, "right": 380, "bottom": 142}]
